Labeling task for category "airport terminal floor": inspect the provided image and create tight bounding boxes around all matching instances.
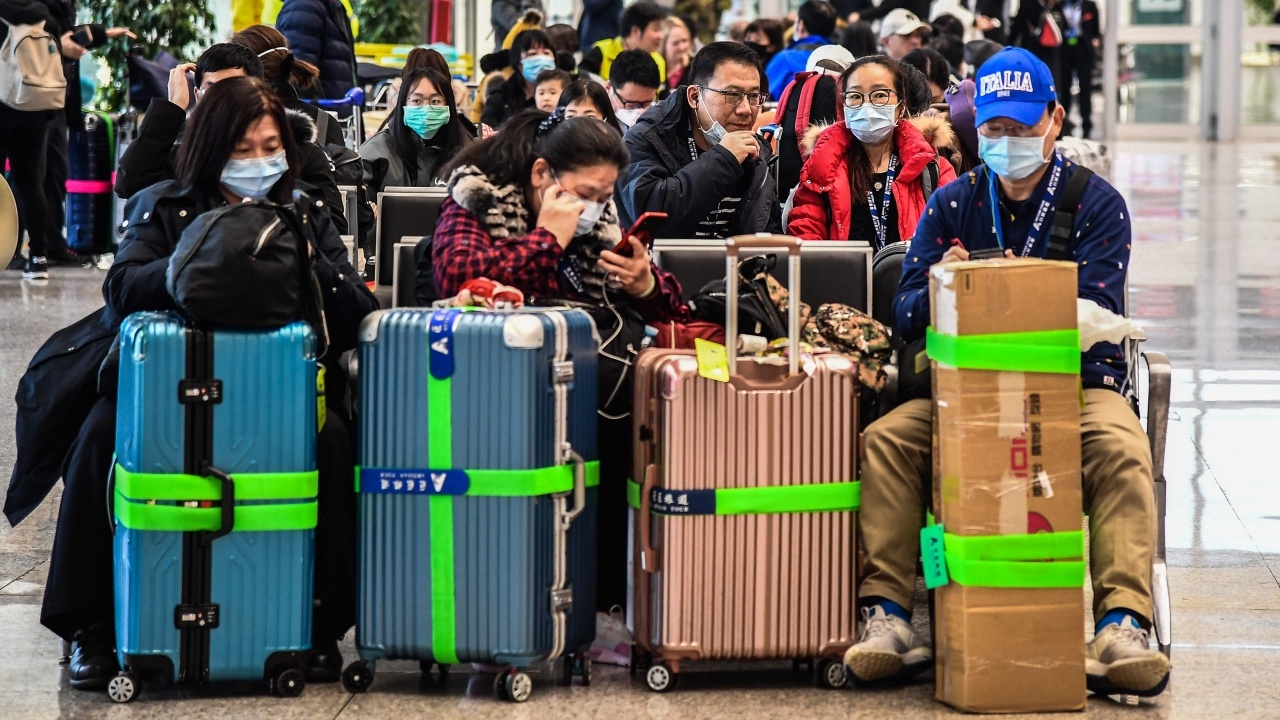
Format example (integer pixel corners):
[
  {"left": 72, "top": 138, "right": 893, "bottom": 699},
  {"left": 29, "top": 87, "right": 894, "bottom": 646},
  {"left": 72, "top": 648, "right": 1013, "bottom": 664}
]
[{"left": 1, "top": 138, "right": 1277, "bottom": 718}]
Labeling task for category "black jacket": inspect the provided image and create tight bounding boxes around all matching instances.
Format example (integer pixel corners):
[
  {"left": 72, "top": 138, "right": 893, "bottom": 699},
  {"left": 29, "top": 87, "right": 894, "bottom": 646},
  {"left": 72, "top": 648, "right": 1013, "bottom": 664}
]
[
  {"left": 275, "top": 0, "right": 356, "bottom": 99},
  {"left": 616, "top": 91, "right": 781, "bottom": 238},
  {"left": 5, "top": 182, "right": 377, "bottom": 527},
  {"left": 114, "top": 100, "right": 349, "bottom": 234},
  {"left": 479, "top": 74, "right": 534, "bottom": 130}
]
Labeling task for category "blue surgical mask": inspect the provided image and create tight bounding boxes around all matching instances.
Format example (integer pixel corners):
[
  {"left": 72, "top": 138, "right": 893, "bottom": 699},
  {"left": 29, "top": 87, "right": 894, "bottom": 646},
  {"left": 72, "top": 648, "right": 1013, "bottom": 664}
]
[
  {"left": 843, "top": 103, "right": 898, "bottom": 144},
  {"left": 403, "top": 104, "right": 451, "bottom": 139},
  {"left": 221, "top": 151, "right": 288, "bottom": 200},
  {"left": 522, "top": 55, "right": 556, "bottom": 83},
  {"left": 978, "top": 128, "right": 1052, "bottom": 180}
]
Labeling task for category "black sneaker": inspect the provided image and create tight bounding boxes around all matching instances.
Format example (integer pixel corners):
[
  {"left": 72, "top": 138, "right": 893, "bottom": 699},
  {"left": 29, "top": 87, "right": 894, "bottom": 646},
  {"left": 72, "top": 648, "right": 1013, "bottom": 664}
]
[
  {"left": 23, "top": 256, "right": 49, "bottom": 280},
  {"left": 46, "top": 247, "right": 88, "bottom": 267},
  {"left": 5, "top": 252, "right": 22, "bottom": 271}
]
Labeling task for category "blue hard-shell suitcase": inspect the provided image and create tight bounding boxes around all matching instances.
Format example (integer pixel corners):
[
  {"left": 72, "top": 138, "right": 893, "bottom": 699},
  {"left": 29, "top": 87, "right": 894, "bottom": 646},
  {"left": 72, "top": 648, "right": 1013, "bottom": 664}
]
[
  {"left": 109, "top": 311, "right": 319, "bottom": 703},
  {"left": 345, "top": 307, "right": 599, "bottom": 701}
]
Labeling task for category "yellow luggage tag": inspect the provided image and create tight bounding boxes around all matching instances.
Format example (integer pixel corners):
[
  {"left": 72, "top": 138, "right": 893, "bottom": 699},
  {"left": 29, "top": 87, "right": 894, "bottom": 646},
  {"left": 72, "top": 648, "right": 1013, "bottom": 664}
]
[
  {"left": 694, "top": 338, "right": 730, "bottom": 383},
  {"left": 317, "top": 365, "right": 327, "bottom": 432}
]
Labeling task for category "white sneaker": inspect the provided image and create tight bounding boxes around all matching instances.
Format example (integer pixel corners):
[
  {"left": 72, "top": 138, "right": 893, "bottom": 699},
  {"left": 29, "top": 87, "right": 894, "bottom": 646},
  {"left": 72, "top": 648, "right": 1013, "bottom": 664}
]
[
  {"left": 1086, "top": 619, "right": 1171, "bottom": 696},
  {"left": 843, "top": 605, "right": 933, "bottom": 683},
  {"left": 588, "top": 606, "right": 632, "bottom": 667}
]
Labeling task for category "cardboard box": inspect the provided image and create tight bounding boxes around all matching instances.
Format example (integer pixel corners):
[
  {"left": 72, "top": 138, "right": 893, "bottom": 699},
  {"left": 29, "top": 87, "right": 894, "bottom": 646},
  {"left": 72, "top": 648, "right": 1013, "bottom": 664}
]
[{"left": 929, "top": 259, "right": 1086, "bottom": 714}]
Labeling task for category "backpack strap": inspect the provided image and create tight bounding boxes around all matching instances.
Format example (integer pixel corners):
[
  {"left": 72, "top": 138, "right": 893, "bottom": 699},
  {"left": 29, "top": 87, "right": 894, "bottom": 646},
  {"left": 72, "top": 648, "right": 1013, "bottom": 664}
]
[
  {"left": 795, "top": 73, "right": 820, "bottom": 138},
  {"left": 1044, "top": 165, "right": 1094, "bottom": 261},
  {"left": 774, "top": 71, "right": 810, "bottom": 132},
  {"left": 921, "top": 159, "right": 939, "bottom": 202}
]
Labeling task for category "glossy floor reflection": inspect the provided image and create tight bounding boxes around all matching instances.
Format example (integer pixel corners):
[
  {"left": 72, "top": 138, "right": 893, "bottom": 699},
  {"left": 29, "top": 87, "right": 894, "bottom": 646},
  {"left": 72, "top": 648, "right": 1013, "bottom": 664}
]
[{"left": 2, "top": 140, "right": 1279, "bottom": 718}]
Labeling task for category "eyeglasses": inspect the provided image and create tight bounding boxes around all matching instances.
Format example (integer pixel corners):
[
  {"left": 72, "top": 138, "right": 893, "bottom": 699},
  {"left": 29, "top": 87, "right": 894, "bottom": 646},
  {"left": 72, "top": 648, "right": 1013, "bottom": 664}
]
[
  {"left": 612, "top": 88, "right": 655, "bottom": 111},
  {"left": 842, "top": 89, "right": 898, "bottom": 109},
  {"left": 978, "top": 113, "right": 1051, "bottom": 139},
  {"left": 407, "top": 98, "right": 448, "bottom": 107},
  {"left": 700, "top": 86, "right": 768, "bottom": 108}
]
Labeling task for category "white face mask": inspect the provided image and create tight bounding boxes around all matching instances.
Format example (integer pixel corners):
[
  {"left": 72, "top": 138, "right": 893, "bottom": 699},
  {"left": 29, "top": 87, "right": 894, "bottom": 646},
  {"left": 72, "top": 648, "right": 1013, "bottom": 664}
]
[
  {"left": 574, "top": 198, "right": 605, "bottom": 237},
  {"left": 694, "top": 92, "right": 727, "bottom": 146},
  {"left": 843, "top": 103, "right": 899, "bottom": 144},
  {"left": 978, "top": 125, "right": 1053, "bottom": 180},
  {"left": 615, "top": 107, "right": 645, "bottom": 127}
]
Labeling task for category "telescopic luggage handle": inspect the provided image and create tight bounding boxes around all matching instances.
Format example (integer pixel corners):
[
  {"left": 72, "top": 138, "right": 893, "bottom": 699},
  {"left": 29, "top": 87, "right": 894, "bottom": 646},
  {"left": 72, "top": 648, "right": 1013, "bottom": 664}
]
[{"left": 725, "top": 234, "right": 803, "bottom": 376}]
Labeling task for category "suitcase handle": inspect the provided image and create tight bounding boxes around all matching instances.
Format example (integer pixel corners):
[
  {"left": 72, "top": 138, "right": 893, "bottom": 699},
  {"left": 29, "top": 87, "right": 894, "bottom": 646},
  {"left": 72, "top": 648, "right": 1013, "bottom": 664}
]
[
  {"left": 639, "top": 463, "right": 658, "bottom": 573},
  {"left": 561, "top": 449, "right": 588, "bottom": 527},
  {"left": 201, "top": 465, "right": 235, "bottom": 543},
  {"left": 725, "top": 234, "right": 802, "bottom": 376}
]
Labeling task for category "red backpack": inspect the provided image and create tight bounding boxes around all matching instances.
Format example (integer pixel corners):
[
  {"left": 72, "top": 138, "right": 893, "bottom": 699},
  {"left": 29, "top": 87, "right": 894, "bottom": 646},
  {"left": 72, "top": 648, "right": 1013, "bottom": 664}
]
[{"left": 774, "top": 71, "right": 841, "bottom": 201}]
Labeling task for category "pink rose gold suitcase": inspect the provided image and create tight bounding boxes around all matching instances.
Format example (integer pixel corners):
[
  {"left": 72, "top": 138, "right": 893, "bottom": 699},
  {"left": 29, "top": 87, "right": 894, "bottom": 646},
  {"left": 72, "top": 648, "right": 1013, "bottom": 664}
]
[{"left": 628, "top": 235, "right": 861, "bottom": 692}]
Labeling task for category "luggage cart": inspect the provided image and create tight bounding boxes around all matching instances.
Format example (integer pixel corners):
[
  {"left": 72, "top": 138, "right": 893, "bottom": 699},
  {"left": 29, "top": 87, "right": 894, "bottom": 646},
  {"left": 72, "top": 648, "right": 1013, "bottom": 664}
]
[{"left": 312, "top": 88, "right": 366, "bottom": 149}]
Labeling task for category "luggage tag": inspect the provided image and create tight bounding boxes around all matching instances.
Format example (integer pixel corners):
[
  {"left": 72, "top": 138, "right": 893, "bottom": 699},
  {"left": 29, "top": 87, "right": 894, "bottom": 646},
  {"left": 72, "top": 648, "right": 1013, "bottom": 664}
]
[
  {"left": 694, "top": 338, "right": 730, "bottom": 382},
  {"left": 921, "top": 523, "right": 950, "bottom": 589}
]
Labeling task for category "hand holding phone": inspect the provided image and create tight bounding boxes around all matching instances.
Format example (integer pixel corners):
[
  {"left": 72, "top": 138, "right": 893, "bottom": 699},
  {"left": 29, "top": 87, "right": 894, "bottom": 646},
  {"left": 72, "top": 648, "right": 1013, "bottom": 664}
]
[{"left": 616, "top": 212, "right": 668, "bottom": 257}]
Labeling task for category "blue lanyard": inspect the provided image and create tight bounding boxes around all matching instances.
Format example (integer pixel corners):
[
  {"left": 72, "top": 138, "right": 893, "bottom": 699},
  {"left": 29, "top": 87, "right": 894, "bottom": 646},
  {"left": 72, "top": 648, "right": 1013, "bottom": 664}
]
[
  {"left": 867, "top": 154, "right": 898, "bottom": 248},
  {"left": 987, "top": 152, "right": 1064, "bottom": 257}
]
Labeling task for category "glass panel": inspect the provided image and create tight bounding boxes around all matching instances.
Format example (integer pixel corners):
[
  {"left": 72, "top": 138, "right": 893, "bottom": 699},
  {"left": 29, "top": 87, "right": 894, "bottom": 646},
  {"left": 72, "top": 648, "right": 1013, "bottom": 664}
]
[{"left": 1117, "top": 42, "right": 1202, "bottom": 124}]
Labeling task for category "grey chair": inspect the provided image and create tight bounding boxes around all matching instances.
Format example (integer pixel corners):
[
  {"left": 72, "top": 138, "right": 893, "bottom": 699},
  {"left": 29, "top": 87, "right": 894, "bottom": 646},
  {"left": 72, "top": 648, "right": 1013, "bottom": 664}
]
[
  {"left": 337, "top": 185, "right": 359, "bottom": 251},
  {"left": 373, "top": 187, "right": 448, "bottom": 291},
  {"left": 651, "top": 239, "right": 874, "bottom": 312}
]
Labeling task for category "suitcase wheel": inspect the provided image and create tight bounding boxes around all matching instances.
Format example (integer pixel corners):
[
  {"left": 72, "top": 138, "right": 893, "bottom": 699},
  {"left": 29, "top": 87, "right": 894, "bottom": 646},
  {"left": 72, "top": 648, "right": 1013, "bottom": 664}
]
[
  {"left": 419, "top": 660, "right": 449, "bottom": 683},
  {"left": 559, "top": 653, "right": 592, "bottom": 687},
  {"left": 342, "top": 661, "right": 374, "bottom": 693},
  {"left": 495, "top": 668, "right": 533, "bottom": 703},
  {"left": 106, "top": 673, "right": 138, "bottom": 703},
  {"left": 581, "top": 656, "right": 592, "bottom": 687},
  {"left": 644, "top": 663, "right": 677, "bottom": 693},
  {"left": 815, "top": 657, "right": 848, "bottom": 690},
  {"left": 272, "top": 668, "right": 306, "bottom": 698}
]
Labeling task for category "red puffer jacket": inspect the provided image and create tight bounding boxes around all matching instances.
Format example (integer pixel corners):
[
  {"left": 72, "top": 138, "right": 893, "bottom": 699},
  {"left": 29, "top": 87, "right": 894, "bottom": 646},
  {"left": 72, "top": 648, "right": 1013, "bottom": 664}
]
[{"left": 787, "top": 115, "right": 958, "bottom": 242}]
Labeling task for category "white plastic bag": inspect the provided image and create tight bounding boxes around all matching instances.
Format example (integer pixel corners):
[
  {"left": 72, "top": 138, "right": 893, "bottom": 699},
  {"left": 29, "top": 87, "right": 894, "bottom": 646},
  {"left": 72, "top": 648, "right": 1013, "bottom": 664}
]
[{"left": 1077, "top": 299, "right": 1142, "bottom": 350}]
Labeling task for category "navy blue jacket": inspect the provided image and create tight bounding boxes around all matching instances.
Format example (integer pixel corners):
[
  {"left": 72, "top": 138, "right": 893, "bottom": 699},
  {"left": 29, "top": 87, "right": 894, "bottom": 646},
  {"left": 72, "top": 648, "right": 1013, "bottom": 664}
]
[
  {"left": 765, "top": 36, "right": 833, "bottom": 102},
  {"left": 579, "top": 0, "right": 622, "bottom": 48},
  {"left": 276, "top": 0, "right": 355, "bottom": 99},
  {"left": 897, "top": 156, "right": 1131, "bottom": 393}
]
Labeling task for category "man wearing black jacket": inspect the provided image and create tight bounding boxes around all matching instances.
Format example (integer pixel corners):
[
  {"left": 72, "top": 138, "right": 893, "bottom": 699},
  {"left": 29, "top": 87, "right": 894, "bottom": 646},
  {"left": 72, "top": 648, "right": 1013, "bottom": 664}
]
[
  {"left": 1061, "top": 0, "right": 1101, "bottom": 138},
  {"left": 617, "top": 41, "right": 780, "bottom": 239},
  {"left": 114, "top": 44, "right": 347, "bottom": 233}
]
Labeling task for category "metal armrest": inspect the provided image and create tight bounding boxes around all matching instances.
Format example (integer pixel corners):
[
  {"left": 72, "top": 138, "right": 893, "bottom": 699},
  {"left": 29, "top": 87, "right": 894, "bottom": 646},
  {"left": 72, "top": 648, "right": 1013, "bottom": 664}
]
[
  {"left": 1141, "top": 349, "right": 1172, "bottom": 658},
  {"left": 391, "top": 242, "right": 418, "bottom": 309}
]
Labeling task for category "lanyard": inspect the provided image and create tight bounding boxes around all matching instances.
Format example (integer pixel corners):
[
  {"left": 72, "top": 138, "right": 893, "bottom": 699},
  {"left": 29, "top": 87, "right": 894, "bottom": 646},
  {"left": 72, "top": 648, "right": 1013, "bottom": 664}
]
[
  {"left": 987, "top": 152, "right": 1064, "bottom": 257},
  {"left": 866, "top": 154, "right": 898, "bottom": 249}
]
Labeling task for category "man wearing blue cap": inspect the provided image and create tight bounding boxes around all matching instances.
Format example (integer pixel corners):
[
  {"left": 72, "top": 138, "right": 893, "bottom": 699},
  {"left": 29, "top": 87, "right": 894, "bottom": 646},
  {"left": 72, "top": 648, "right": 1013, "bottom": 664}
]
[{"left": 845, "top": 47, "right": 1170, "bottom": 697}]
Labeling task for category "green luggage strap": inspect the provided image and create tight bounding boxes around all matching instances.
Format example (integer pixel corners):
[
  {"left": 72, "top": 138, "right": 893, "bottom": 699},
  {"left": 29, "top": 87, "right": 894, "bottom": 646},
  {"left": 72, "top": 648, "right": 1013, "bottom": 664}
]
[
  {"left": 112, "top": 464, "right": 318, "bottom": 532},
  {"left": 921, "top": 520, "right": 1085, "bottom": 590},
  {"left": 925, "top": 327, "right": 1081, "bottom": 375},
  {"left": 626, "top": 479, "right": 860, "bottom": 516},
  {"left": 412, "top": 308, "right": 595, "bottom": 665}
]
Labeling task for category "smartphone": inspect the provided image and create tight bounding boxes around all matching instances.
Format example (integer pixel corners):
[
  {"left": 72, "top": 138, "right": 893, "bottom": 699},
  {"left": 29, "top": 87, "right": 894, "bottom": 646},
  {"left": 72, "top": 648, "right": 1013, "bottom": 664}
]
[
  {"left": 615, "top": 212, "right": 668, "bottom": 257},
  {"left": 969, "top": 247, "right": 1007, "bottom": 260}
]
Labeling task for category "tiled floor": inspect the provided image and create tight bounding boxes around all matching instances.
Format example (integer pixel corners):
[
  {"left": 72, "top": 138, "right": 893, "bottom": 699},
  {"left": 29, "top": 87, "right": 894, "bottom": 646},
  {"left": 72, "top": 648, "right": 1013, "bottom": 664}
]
[{"left": 2, "top": 141, "right": 1279, "bottom": 718}]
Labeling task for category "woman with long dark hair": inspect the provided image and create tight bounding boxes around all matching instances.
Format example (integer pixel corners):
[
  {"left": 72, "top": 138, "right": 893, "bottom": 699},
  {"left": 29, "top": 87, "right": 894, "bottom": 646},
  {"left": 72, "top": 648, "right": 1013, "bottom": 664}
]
[
  {"left": 359, "top": 68, "right": 474, "bottom": 191},
  {"left": 38, "top": 76, "right": 376, "bottom": 692},
  {"left": 432, "top": 111, "right": 687, "bottom": 620},
  {"left": 231, "top": 24, "right": 345, "bottom": 147},
  {"left": 788, "top": 55, "right": 958, "bottom": 248},
  {"left": 480, "top": 29, "right": 556, "bottom": 129}
]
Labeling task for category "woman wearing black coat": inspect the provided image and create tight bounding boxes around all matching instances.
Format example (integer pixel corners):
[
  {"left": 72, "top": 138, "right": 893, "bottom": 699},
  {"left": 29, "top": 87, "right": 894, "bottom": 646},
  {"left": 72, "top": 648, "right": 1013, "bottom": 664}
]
[{"left": 35, "top": 77, "right": 376, "bottom": 691}]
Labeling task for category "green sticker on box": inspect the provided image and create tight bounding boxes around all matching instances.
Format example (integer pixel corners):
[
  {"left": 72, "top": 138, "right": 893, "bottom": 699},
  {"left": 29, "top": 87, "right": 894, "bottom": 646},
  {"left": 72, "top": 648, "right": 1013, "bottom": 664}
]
[{"left": 921, "top": 523, "right": 949, "bottom": 589}]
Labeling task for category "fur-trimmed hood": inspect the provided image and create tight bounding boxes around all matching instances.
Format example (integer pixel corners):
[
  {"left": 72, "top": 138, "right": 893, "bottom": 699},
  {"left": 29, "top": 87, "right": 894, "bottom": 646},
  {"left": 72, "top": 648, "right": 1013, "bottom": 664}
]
[
  {"left": 286, "top": 109, "right": 318, "bottom": 145},
  {"left": 446, "top": 164, "right": 622, "bottom": 301}
]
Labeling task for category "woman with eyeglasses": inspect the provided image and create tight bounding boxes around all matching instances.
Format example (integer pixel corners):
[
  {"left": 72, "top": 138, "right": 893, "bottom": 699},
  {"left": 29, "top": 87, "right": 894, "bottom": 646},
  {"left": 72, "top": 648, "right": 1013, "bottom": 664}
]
[
  {"left": 788, "top": 55, "right": 957, "bottom": 249},
  {"left": 359, "top": 68, "right": 475, "bottom": 194}
]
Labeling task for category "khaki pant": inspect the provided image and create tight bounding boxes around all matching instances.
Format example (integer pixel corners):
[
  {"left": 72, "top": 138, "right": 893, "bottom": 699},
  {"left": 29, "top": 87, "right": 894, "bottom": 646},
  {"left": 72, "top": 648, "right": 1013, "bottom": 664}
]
[{"left": 860, "top": 388, "right": 1156, "bottom": 622}]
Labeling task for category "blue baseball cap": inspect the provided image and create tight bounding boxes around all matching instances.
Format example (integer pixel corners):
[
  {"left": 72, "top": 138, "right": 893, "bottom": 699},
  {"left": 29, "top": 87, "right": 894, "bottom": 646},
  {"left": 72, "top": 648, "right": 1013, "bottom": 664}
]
[{"left": 973, "top": 47, "right": 1057, "bottom": 127}]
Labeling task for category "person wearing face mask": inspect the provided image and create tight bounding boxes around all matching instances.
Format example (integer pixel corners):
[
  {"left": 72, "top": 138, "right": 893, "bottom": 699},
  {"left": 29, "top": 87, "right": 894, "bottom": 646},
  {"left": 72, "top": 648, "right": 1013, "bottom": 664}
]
[
  {"left": 359, "top": 68, "right": 475, "bottom": 194},
  {"left": 844, "top": 48, "right": 1170, "bottom": 699},
  {"left": 607, "top": 49, "right": 662, "bottom": 131},
  {"left": 23, "top": 76, "right": 377, "bottom": 693},
  {"left": 114, "top": 43, "right": 348, "bottom": 235},
  {"left": 481, "top": 29, "right": 557, "bottom": 130},
  {"left": 432, "top": 111, "right": 689, "bottom": 623},
  {"left": 617, "top": 42, "right": 780, "bottom": 239},
  {"left": 788, "top": 55, "right": 956, "bottom": 248}
]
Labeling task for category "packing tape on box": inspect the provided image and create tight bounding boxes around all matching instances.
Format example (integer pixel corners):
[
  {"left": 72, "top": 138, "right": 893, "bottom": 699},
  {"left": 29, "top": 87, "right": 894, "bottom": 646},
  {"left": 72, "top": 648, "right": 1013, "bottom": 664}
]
[
  {"left": 921, "top": 522, "right": 1085, "bottom": 589},
  {"left": 925, "top": 327, "right": 1082, "bottom": 375},
  {"left": 626, "top": 480, "right": 860, "bottom": 516}
]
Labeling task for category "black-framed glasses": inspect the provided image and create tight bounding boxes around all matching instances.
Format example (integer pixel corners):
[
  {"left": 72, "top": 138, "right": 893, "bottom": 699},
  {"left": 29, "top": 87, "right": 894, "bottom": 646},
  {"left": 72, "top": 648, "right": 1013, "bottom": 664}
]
[
  {"left": 612, "top": 87, "right": 655, "bottom": 111},
  {"left": 842, "top": 89, "right": 898, "bottom": 109},
  {"left": 700, "top": 86, "right": 768, "bottom": 108}
]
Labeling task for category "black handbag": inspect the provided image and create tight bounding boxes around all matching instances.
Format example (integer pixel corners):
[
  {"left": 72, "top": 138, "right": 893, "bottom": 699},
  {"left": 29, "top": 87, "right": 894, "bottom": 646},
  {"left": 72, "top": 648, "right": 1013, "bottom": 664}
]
[
  {"left": 690, "top": 254, "right": 788, "bottom": 341},
  {"left": 166, "top": 199, "right": 326, "bottom": 351}
]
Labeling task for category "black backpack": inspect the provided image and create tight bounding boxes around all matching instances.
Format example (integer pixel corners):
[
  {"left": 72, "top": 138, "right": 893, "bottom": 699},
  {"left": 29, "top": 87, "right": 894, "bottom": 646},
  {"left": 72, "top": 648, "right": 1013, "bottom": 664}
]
[
  {"left": 166, "top": 200, "right": 326, "bottom": 349},
  {"left": 690, "top": 254, "right": 789, "bottom": 341}
]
